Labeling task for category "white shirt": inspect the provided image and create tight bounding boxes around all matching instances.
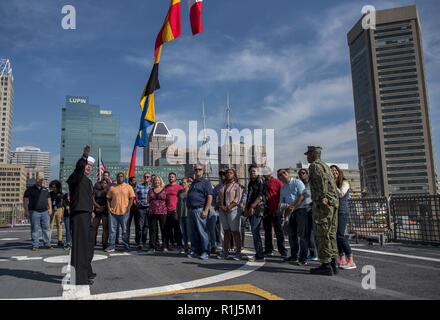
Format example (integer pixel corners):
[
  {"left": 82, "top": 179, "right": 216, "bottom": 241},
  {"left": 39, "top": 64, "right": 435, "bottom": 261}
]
[{"left": 336, "top": 180, "right": 350, "bottom": 198}]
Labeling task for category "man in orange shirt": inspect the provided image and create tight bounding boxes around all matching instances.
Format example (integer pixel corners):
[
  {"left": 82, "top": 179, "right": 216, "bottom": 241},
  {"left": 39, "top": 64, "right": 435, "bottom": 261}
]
[{"left": 105, "top": 172, "right": 135, "bottom": 252}]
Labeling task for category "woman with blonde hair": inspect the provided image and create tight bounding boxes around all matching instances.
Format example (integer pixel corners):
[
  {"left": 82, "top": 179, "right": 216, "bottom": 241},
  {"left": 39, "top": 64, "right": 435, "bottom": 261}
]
[{"left": 147, "top": 175, "right": 167, "bottom": 253}]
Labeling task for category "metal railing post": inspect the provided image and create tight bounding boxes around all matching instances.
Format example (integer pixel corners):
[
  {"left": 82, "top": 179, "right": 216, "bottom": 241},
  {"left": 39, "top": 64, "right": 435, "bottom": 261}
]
[
  {"left": 388, "top": 195, "right": 395, "bottom": 243},
  {"left": 11, "top": 204, "right": 15, "bottom": 228}
]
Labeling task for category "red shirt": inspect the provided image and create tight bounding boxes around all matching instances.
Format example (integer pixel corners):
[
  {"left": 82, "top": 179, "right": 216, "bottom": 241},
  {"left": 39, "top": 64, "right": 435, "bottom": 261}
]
[
  {"left": 165, "top": 183, "right": 183, "bottom": 212},
  {"left": 265, "top": 177, "right": 283, "bottom": 214}
]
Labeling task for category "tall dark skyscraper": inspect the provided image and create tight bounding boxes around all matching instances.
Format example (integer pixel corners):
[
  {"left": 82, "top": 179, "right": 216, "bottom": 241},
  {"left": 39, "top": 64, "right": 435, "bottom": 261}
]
[{"left": 348, "top": 5, "right": 437, "bottom": 196}]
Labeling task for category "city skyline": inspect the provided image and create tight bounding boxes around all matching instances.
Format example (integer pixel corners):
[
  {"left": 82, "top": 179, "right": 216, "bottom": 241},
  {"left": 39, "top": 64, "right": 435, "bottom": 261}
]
[
  {"left": 1, "top": 0, "right": 439, "bottom": 180},
  {"left": 11, "top": 146, "right": 51, "bottom": 187}
]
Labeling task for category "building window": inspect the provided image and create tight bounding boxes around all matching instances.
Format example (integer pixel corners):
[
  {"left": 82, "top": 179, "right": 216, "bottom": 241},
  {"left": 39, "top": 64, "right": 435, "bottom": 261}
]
[{"left": 381, "top": 93, "right": 420, "bottom": 101}]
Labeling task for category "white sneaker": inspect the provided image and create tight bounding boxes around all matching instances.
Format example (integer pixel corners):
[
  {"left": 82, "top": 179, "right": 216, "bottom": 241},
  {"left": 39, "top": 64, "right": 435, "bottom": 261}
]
[
  {"left": 187, "top": 252, "right": 197, "bottom": 258},
  {"left": 248, "top": 255, "right": 265, "bottom": 262},
  {"left": 199, "top": 253, "right": 209, "bottom": 260},
  {"left": 232, "top": 253, "right": 242, "bottom": 261}
]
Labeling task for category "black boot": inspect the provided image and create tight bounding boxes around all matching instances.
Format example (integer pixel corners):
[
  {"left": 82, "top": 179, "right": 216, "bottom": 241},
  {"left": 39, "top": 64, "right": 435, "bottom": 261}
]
[
  {"left": 331, "top": 258, "right": 339, "bottom": 275},
  {"left": 310, "top": 263, "right": 334, "bottom": 276}
]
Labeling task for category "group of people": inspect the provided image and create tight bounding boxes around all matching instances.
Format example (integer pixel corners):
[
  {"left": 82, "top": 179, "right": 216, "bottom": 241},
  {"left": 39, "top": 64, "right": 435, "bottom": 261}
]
[{"left": 23, "top": 144, "right": 356, "bottom": 284}]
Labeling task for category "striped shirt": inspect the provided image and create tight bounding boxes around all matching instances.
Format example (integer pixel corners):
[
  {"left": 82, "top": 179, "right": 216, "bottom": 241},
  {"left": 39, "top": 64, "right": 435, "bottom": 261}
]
[{"left": 136, "top": 183, "right": 151, "bottom": 207}]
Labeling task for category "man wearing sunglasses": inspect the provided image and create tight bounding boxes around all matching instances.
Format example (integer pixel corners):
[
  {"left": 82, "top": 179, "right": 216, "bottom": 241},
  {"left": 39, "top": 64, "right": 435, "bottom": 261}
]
[
  {"left": 186, "top": 164, "right": 213, "bottom": 260},
  {"left": 134, "top": 173, "right": 152, "bottom": 250},
  {"left": 279, "top": 168, "right": 307, "bottom": 265}
]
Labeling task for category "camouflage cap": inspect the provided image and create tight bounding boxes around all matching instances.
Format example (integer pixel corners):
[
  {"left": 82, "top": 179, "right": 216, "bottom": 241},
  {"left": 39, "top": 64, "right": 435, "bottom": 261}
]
[{"left": 304, "top": 146, "right": 322, "bottom": 155}]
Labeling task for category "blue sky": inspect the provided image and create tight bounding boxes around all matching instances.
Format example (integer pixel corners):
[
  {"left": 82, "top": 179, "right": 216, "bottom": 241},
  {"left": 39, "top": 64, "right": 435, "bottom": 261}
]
[{"left": 1, "top": 0, "right": 439, "bottom": 180}]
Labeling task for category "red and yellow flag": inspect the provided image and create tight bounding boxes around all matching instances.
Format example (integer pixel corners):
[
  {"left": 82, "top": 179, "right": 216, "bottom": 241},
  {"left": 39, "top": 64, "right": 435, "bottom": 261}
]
[{"left": 154, "top": 0, "right": 182, "bottom": 61}]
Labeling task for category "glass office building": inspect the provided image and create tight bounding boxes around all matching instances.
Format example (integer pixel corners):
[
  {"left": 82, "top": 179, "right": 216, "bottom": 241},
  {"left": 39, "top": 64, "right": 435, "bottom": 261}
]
[
  {"left": 60, "top": 96, "right": 120, "bottom": 190},
  {"left": 347, "top": 5, "right": 437, "bottom": 195}
]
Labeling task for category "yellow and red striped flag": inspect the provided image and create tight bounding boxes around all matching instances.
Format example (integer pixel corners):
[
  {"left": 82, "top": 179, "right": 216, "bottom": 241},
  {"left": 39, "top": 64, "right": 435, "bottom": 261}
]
[{"left": 154, "top": 0, "right": 182, "bottom": 61}]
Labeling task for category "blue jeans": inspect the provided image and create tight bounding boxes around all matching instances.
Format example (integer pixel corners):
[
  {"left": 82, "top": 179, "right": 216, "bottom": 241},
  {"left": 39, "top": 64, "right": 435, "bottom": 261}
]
[
  {"left": 207, "top": 210, "right": 219, "bottom": 251},
  {"left": 126, "top": 209, "right": 136, "bottom": 245},
  {"left": 249, "top": 215, "right": 264, "bottom": 259},
  {"left": 337, "top": 209, "right": 352, "bottom": 256},
  {"left": 289, "top": 208, "right": 309, "bottom": 261},
  {"left": 307, "top": 210, "right": 317, "bottom": 257},
  {"left": 180, "top": 216, "right": 190, "bottom": 247},
  {"left": 108, "top": 213, "right": 130, "bottom": 249},
  {"left": 64, "top": 215, "right": 72, "bottom": 246},
  {"left": 188, "top": 208, "right": 209, "bottom": 255},
  {"left": 136, "top": 208, "right": 149, "bottom": 245},
  {"left": 30, "top": 211, "right": 50, "bottom": 248}
]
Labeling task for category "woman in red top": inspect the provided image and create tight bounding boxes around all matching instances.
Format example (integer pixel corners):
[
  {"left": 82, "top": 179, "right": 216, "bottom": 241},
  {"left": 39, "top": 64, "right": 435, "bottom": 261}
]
[{"left": 147, "top": 176, "right": 167, "bottom": 253}]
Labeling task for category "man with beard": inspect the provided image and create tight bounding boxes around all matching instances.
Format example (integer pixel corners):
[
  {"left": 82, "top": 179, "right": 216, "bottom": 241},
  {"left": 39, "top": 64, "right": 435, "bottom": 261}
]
[{"left": 305, "top": 146, "right": 339, "bottom": 276}]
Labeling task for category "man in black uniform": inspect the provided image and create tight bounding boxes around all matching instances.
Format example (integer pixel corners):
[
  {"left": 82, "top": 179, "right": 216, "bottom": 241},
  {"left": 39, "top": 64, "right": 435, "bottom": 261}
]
[{"left": 67, "top": 145, "right": 96, "bottom": 285}]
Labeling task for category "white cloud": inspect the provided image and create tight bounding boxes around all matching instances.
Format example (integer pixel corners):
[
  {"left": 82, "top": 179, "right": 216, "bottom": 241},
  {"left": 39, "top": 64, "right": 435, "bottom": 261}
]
[
  {"left": 12, "top": 122, "right": 42, "bottom": 133},
  {"left": 124, "top": 55, "right": 150, "bottom": 69}
]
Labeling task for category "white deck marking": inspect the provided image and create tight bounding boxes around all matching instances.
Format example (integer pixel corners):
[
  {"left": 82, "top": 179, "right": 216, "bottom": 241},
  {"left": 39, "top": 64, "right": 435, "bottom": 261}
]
[
  {"left": 0, "top": 238, "right": 20, "bottom": 241},
  {"left": 351, "top": 248, "right": 440, "bottom": 263},
  {"left": 22, "top": 260, "right": 265, "bottom": 300},
  {"left": 60, "top": 249, "right": 91, "bottom": 298},
  {"left": 10, "top": 256, "right": 43, "bottom": 261},
  {"left": 89, "top": 260, "right": 265, "bottom": 300},
  {"left": 44, "top": 254, "right": 108, "bottom": 264},
  {"left": 62, "top": 284, "right": 91, "bottom": 299},
  {"left": 109, "top": 252, "right": 131, "bottom": 257}
]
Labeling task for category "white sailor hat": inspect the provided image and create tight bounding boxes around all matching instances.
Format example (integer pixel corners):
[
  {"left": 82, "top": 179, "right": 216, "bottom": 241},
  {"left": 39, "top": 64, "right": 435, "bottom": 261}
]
[{"left": 87, "top": 156, "right": 95, "bottom": 164}]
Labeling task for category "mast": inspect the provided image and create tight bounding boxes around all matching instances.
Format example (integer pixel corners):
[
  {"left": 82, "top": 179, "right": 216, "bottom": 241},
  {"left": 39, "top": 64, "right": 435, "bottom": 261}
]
[
  {"left": 98, "top": 147, "right": 102, "bottom": 181},
  {"left": 225, "top": 94, "right": 232, "bottom": 169},
  {"left": 202, "top": 101, "right": 212, "bottom": 178}
]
